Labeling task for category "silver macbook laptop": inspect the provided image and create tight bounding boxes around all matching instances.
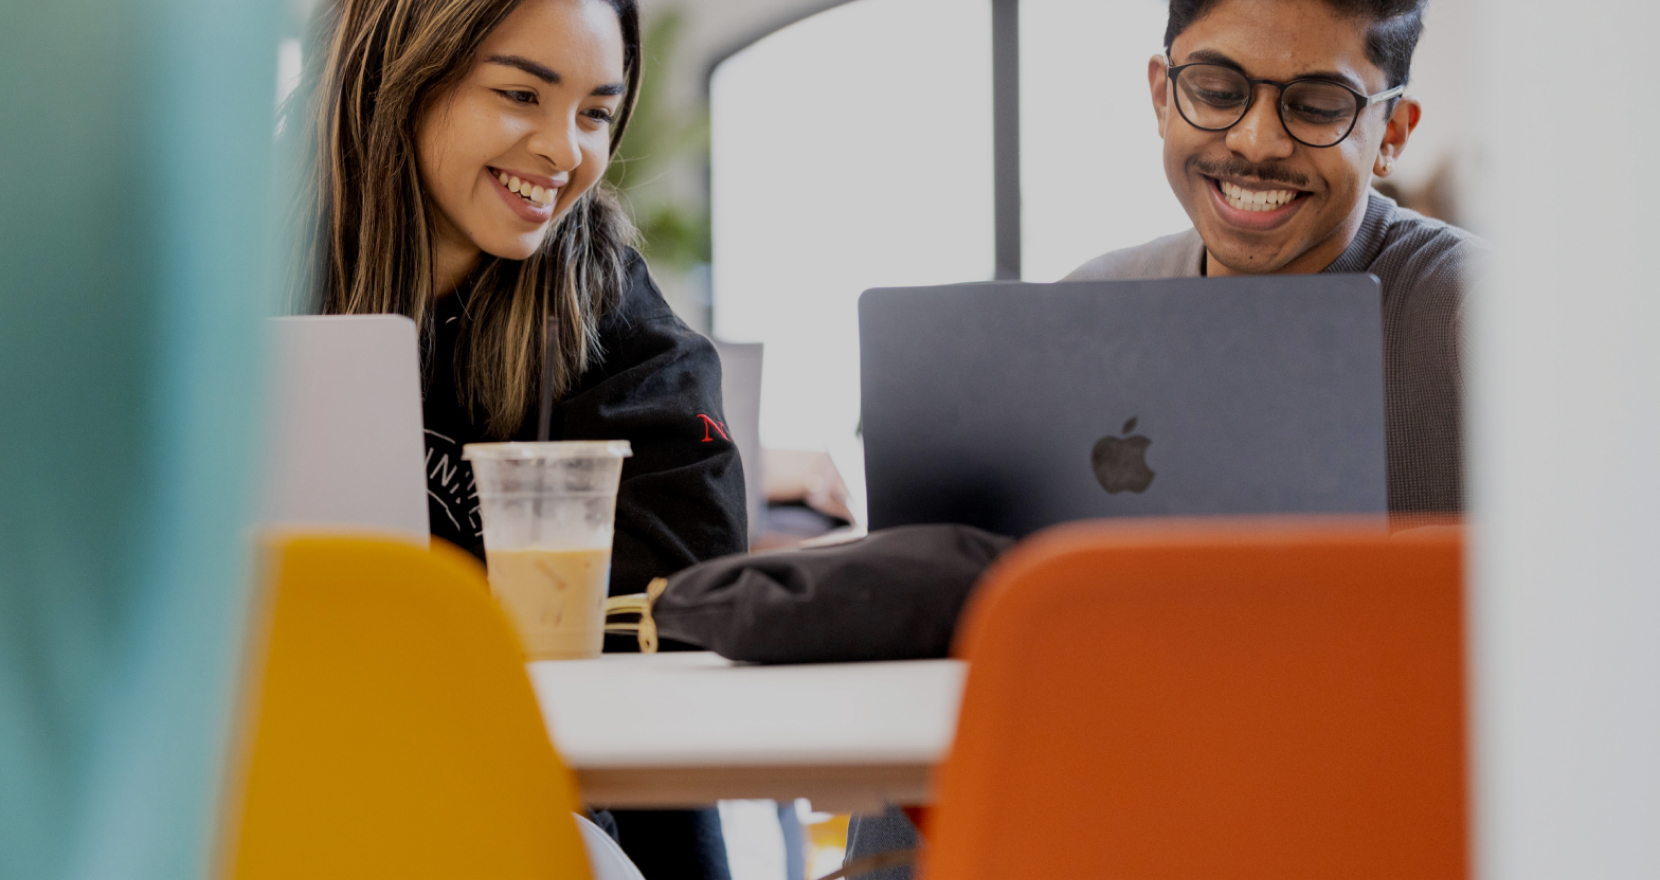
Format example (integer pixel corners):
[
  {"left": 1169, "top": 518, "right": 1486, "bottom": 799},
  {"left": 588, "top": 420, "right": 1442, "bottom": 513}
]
[
  {"left": 262, "top": 315, "right": 429, "bottom": 542},
  {"left": 859, "top": 275, "right": 1386, "bottom": 535}
]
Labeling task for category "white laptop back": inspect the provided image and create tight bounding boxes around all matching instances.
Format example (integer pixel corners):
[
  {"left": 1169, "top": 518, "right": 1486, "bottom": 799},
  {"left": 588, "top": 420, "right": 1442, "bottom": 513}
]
[
  {"left": 713, "top": 340, "right": 764, "bottom": 544},
  {"left": 262, "top": 315, "right": 429, "bottom": 542}
]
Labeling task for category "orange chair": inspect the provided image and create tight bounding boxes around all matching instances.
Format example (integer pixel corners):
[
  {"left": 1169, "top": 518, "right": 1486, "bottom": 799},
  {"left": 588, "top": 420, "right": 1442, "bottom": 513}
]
[
  {"left": 922, "top": 518, "right": 1467, "bottom": 880},
  {"left": 223, "top": 535, "right": 592, "bottom": 880}
]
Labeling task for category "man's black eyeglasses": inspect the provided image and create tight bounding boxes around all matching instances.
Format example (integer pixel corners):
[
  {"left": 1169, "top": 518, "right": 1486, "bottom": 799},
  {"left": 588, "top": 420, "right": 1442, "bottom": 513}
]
[{"left": 1165, "top": 59, "right": 1405, "bottom": 148}]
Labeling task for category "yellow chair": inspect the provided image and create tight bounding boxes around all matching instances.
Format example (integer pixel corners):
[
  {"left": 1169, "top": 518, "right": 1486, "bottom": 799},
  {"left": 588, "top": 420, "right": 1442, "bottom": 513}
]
[{"left": 224, "top": 535, "right": 592, "bottom": 880}]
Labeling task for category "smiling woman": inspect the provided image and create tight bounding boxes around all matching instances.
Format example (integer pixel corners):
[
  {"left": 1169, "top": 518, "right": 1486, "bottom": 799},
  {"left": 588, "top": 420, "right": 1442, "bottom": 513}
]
[
  {"left": 414, "top": 18, "right": 631, "bottom": 297},
  {"left": 292, "top": 0, "right": 642, "bottom": 436},
  {"left": 281, "top": 0, "right": 748, "bottom": 876}
]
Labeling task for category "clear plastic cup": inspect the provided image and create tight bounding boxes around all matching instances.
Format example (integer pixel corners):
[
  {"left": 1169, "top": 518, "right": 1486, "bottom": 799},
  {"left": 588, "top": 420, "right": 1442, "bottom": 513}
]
[{"left": 462, "top": 440, "right": 632, "bottom": 660}]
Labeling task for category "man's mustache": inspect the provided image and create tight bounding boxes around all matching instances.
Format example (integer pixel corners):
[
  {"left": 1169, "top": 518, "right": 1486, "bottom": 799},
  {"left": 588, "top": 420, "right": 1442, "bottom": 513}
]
[{"left": 1190, "top": 157, "right": 1310, "bottom": 189}]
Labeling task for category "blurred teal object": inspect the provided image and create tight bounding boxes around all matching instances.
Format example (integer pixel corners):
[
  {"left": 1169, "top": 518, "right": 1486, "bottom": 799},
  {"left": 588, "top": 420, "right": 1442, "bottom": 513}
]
[{"left": 0, "top": 0, "right": 279, "bottom": 877}]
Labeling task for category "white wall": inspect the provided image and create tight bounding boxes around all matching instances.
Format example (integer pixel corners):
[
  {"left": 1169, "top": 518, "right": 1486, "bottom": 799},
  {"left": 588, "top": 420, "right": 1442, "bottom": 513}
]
[
  {"left": 710, "top": 0, "right": 994, "bottom": 453},
  {"left": 1389, "top": 0, "right": 1474, "bottom": 195},
  {"left": 1467, "top": 1, "right": 1660, "bottom": 877},
  {"left": 1017, "top": 0, "right": 1191, "bottom": 281}
]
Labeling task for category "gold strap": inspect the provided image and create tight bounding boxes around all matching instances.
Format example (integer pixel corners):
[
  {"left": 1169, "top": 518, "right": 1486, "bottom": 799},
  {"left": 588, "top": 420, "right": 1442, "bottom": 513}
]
[
  {"left": 811, "top": 848, "right": 917, "bottom": 880},
  {"left": 602, "top": 577, "right": 669, "bottom": 654}
]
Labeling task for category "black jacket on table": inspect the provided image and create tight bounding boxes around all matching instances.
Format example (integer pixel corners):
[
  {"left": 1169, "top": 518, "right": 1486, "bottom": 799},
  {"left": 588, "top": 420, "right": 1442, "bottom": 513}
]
[{"left": 422, "top": 249, "right": 748, "bottom": 598}]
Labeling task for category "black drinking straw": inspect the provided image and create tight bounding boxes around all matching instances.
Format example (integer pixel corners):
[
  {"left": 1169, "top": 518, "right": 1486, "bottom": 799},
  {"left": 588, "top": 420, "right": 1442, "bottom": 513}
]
[
  {"left": 531, "top": 314, "right": 557, "bottom": 543},
  {"left": 536, "top": 313, "right": 556, "bottom": 442}
]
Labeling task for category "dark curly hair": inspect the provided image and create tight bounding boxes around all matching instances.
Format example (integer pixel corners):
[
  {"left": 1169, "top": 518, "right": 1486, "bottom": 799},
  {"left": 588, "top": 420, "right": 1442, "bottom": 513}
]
[{"left": 1165, "top": 0, "right": 1426, "bottom": 89}]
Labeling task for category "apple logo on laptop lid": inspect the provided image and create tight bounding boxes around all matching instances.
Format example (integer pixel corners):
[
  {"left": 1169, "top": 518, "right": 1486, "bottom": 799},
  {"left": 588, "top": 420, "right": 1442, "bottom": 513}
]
[{"left": 1092, "top": 416, "right": 1156, "bottom": 494}]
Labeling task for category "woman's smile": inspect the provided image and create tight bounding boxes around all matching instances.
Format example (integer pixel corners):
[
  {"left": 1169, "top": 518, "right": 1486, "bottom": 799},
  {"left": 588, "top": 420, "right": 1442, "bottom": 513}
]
[
  {"left": 488, "top": 165, "right": 566, "bottom": 206},
  {"left": 486, "top": 165, "right": 564, "bottom": 223},
  {"left": 484, "top": 166, "right": 554, "bottom": 224}
]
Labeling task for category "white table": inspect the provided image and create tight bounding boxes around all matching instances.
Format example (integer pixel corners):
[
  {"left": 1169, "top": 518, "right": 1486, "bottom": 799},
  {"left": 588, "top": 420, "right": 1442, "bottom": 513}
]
[{"left": 528, "top": 652, "right": 966, "bottom": 812}]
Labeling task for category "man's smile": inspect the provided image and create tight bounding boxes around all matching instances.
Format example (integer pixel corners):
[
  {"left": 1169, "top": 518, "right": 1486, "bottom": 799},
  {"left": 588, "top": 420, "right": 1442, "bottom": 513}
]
[
  {"left": 1202, "top": 173, "right": 1310, "bottom": 229},
  {"left": 1215, "top": 178, "right": 1306, "bottom": 212}
]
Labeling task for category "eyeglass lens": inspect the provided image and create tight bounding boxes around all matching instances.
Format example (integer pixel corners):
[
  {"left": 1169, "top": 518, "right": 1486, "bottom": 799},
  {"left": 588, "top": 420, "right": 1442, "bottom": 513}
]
[{"left": 1174, "top": 64, "right": 1358, "bottom": 147}]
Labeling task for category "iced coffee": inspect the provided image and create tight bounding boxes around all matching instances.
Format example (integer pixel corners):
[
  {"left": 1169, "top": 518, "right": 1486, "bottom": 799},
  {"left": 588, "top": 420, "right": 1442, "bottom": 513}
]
[{"left": 463, "top": 441, "right": 631, "bottom": 661}]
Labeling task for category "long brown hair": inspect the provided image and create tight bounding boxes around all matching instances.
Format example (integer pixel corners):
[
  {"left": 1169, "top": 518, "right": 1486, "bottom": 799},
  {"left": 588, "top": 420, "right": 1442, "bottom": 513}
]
[{"left": 286, "top": 0, "right": 643, "bottom": 437}]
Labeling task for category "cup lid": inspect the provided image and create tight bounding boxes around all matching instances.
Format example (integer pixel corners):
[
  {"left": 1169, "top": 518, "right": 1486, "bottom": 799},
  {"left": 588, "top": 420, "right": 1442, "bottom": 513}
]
[{"left": 461, "top": 440, "right": 633, "bottom": 461}]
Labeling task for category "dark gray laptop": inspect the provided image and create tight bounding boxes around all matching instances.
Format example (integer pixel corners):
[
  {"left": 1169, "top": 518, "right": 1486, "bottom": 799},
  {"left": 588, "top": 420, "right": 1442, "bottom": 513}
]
[{"left": 859, "top": 275, "right": 1386, "bottom": 535}]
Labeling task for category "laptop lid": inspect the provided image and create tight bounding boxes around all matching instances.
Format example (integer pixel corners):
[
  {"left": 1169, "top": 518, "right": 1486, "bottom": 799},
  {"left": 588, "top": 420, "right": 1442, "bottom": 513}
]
[
  {"left": 714, "top": 340, "right": 766, "bottom": 544},
  {"left": 859, "top": 275, "right": 1386, "bottom": 535},
  {"left": 262, "top": 315, "right": 429, "bottom": 542}
]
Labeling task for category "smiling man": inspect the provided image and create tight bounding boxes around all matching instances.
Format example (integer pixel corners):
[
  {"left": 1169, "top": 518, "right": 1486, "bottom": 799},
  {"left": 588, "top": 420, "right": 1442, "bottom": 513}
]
[{"left": 1067, "top": 0, "right": 1480, "bottom": 514}]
